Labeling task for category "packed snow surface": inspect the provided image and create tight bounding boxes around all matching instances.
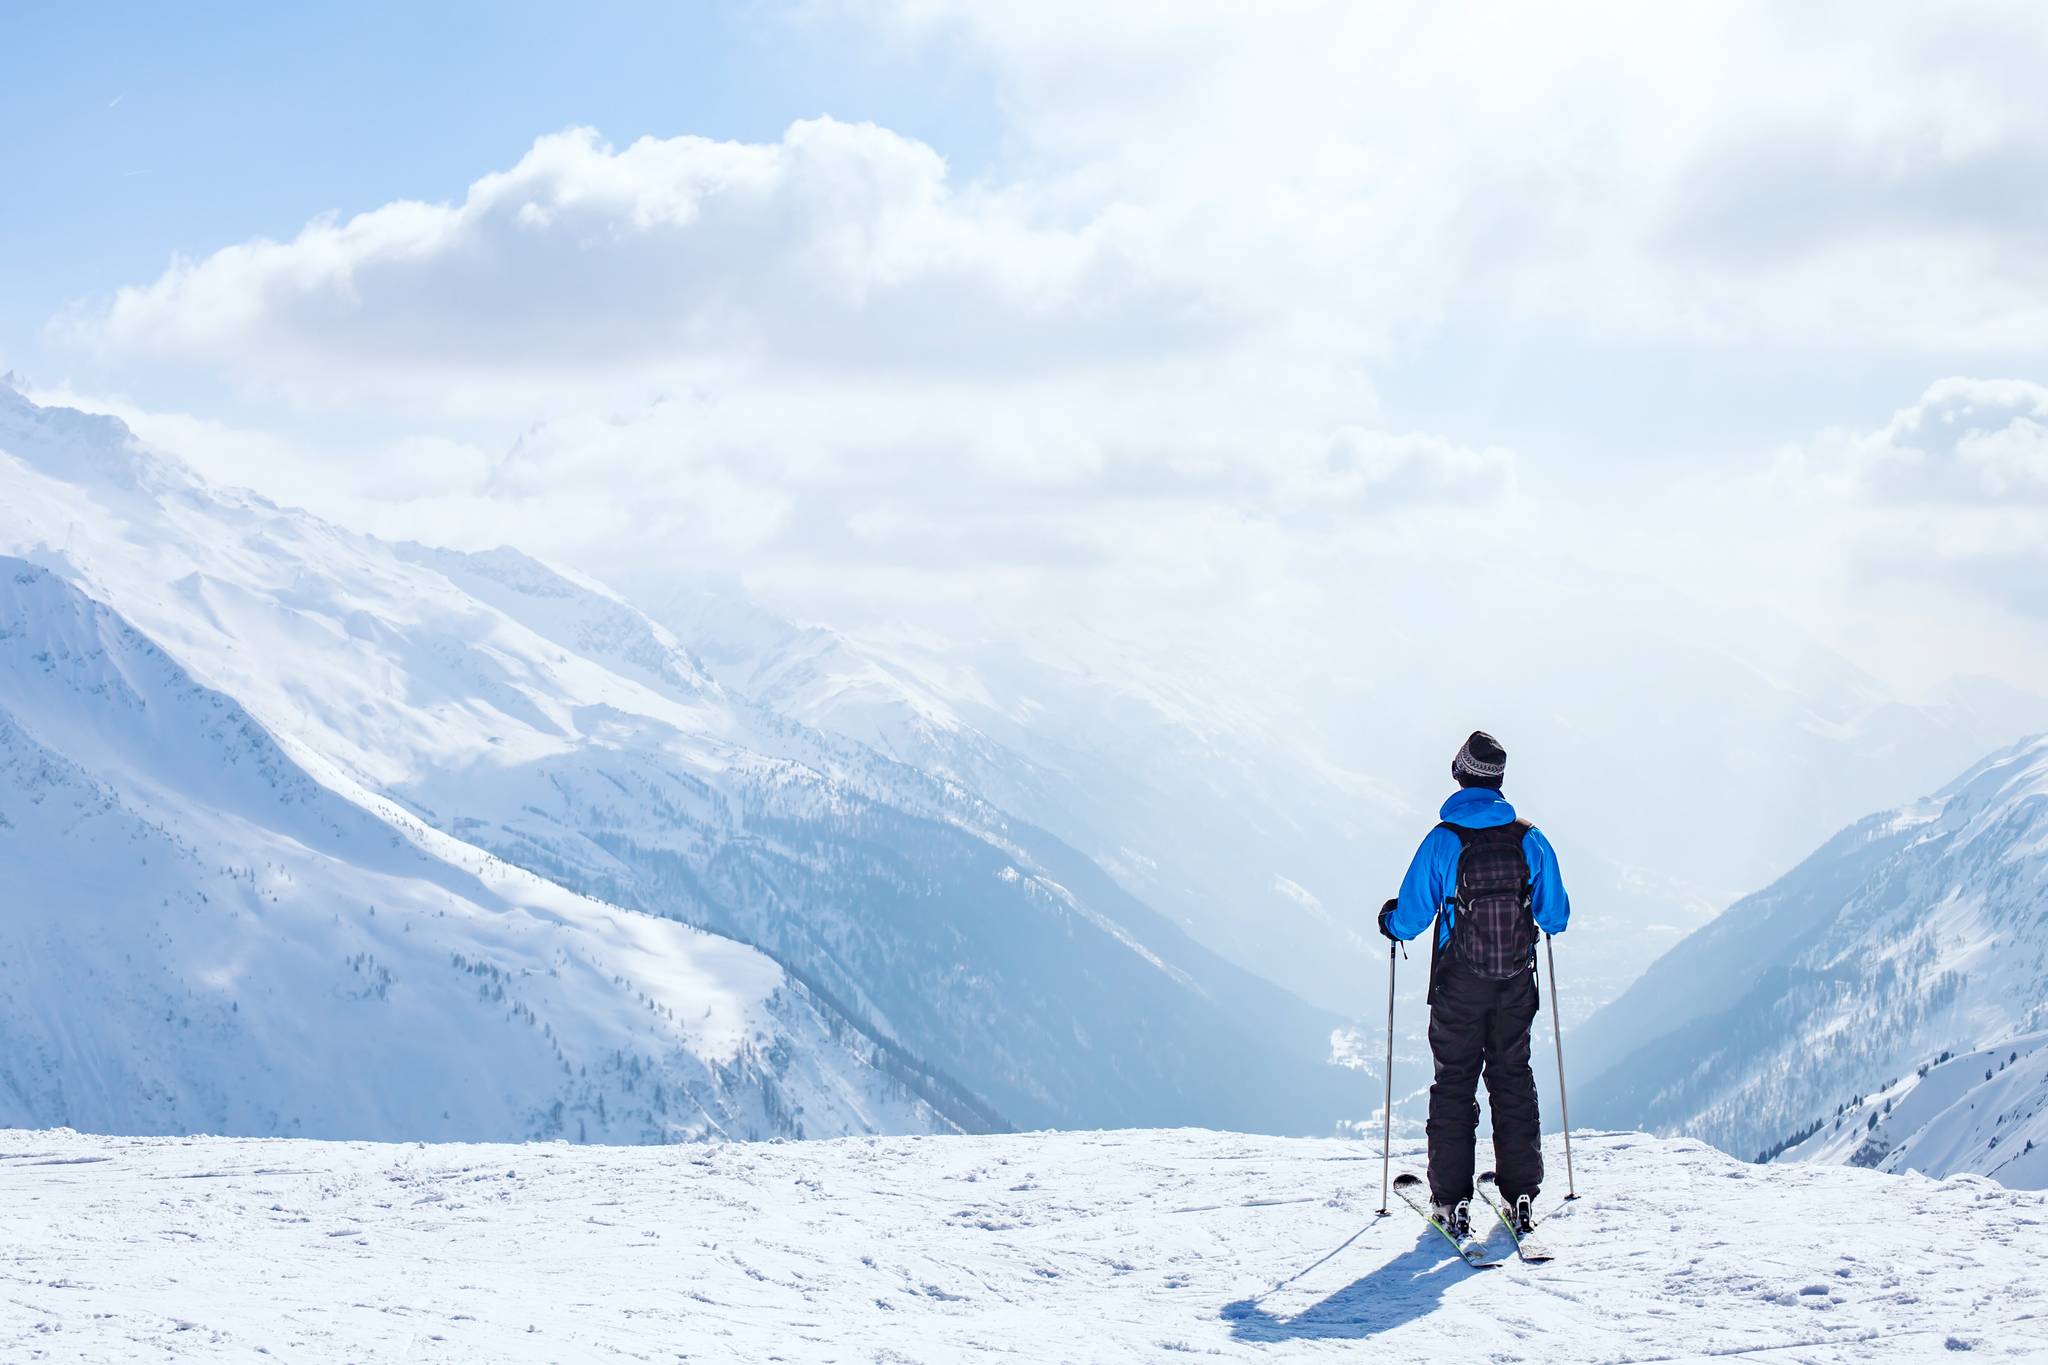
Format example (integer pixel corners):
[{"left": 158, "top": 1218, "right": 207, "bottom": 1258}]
[{"left": 5, "top": 1128, "right": 2044, "bottom": 1363}]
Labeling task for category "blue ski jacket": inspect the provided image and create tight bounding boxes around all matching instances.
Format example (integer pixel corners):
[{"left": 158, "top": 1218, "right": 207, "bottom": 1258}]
[{"left": 1384, "top": 788, "right": 1570, "bottom": 947}]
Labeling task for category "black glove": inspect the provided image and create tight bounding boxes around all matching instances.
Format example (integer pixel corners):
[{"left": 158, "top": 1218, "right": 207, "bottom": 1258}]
[{"left": 1377, "top": 897, "right": 1401, "bottom": 943}]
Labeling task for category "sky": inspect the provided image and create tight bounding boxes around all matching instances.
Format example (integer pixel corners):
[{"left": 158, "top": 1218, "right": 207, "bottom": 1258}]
[{"left": 6, "top": 0, "right": 2048, "bottom": 705}]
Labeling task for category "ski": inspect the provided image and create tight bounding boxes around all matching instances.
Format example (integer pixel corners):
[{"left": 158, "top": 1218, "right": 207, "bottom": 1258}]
[
  {"left": 1391, "top": 1173, "right": 1502, "bottom": 1267},
  {"left": 1477, "top": 1171, "right": 1554, "bottom": 1263}
]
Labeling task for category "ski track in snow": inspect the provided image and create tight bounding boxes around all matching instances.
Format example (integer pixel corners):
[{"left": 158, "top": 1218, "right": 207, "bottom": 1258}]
[{"left": 4, "top": 1129, "right": 2044, "bottom": 1363}]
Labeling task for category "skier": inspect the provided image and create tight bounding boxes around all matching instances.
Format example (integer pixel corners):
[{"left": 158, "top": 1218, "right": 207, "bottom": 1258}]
[{"left": 1378, "top": 730, "right": 1569, "bottom": 1244}]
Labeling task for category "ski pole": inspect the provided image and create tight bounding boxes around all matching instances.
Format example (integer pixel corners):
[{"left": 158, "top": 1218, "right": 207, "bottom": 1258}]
[
  {"left": 1377, "top": 939, "right": 1398, "bottom": 1216},
  {"left": 1545, "top": 933, "right": 1578, "bottom": 1200}
]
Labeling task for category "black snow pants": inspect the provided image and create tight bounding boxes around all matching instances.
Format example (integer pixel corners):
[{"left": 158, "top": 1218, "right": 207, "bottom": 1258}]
[{"left": 1426, "top": 961, "right": 1542, "bottom": 1206}]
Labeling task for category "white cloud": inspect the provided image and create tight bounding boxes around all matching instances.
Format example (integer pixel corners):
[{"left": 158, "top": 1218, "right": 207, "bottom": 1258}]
[
  {"left": 1580, "top": 378, "right": 2048, "bottom": 686},
  {"left": 884, "top": 0, "right": 2048, "bottom": 351},
  {"left": 1316, "top": 429, "right": 1516, "bottom": 506},
  {"left": 85, "top": 5, "right": 2048, "bottom": 424},
  {"left": 75, "top": 119, "right": 1198, "bottom": 413},
  {"left": 1786, "top": 378, "right": 2048, "bottom": 503},
  {"left": 35, "top": 2, "right": 2048, "bottom": 699}
]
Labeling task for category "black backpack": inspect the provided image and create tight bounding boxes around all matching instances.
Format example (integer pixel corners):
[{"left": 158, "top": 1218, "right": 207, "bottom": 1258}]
[{"left": 1433, "top": 820, "right": 1538, "bottom": 982}]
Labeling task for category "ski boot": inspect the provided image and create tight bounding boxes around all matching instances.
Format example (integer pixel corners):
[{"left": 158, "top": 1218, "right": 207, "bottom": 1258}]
[{"left": 1430, "top": 1199, "right": 1473, "bottom": 1240}]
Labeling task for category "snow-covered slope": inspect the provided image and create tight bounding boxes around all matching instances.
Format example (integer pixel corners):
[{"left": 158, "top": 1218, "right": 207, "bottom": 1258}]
[
  {"left": 1575, "top": 734, "right": 2048, "bottom": 1180},
  {"left": 1775, "top": 1031, "right": 2048, "bottom": 1189},
  {"left": 0, "top": 557, "right": 965, "bottom": 1141},
  {"left": 0, "top": 386, "right": 1350, "bottom": 1136},
  {"left": 646, "top": 580, "right": 1412, "bottom": 1016},
  {"left": 5, "top": 1125, "right": 2045, "bottom": 1362}
]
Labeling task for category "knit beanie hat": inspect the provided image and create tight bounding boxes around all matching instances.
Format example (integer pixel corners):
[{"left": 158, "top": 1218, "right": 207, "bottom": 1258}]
[{"left": 1451, "top": 730, "right": 1507, "bottom": 790}]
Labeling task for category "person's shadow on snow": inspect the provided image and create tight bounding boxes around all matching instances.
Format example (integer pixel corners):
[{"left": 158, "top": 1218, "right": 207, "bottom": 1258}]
[{"left": 1219, "top": 1228, "right": 1481, "bottom": 1342}]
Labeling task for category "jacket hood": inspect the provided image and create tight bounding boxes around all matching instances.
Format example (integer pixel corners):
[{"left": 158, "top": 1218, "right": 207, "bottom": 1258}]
[{"left": 1439, "top": 787, "right": 1518, "bottom": 828}]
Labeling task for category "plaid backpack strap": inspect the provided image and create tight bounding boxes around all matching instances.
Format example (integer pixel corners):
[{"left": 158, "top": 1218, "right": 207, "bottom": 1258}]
[{"left": 1427, "top": 821, "right": 1469, "bottom": 1003}]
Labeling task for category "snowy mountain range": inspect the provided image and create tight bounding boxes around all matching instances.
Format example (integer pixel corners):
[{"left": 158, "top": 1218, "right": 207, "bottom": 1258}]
[
  {"left": 10, "top": 380, "right": 2047, "bottom": 1164},
  {"left": 0, "top": 555, "right": 966, "bottom": 1141},
  {"left": 642, "top": 581, "right": 1411, "bottom": 1015},
  {"left": 0, "top": 386, "right": 1350, "bottom": 1139},
  {"left": 1575, "top": 733, "right": 2048, "bottom": 1186}
]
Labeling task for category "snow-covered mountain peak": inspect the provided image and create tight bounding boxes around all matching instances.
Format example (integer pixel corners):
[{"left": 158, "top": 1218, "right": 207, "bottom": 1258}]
[
  {"left": 394, "top": 540, "right": 725, "bottom": 709},
  {"left": 0, "top": 404, "right": 764, "bottom": 797},
  {"left": 641, "top": 577, "right": 980, "bottom": 737},
  {"left": 1927, "top": 731, "right": 2048, "bottom": 852},
  {"left": 0, "top": 384, "right": 184, "bottom": 494},
  {"left": 1578, "top": 731, "right": 2048, "bottom": 1184}
]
